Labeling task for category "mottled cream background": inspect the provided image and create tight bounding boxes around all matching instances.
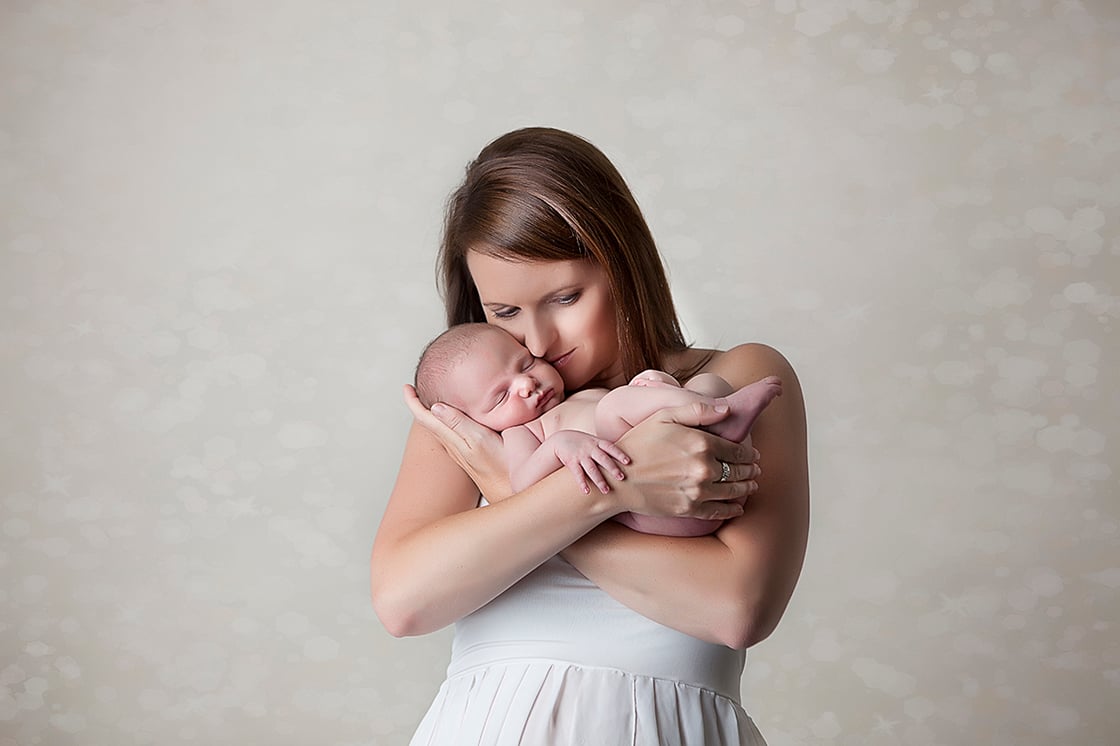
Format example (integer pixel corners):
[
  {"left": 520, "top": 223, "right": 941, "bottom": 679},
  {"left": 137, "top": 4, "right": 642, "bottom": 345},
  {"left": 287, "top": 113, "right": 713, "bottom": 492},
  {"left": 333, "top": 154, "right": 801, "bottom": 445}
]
[{"left": 2, "top": 1, "right": 1117, "bottom": 744}]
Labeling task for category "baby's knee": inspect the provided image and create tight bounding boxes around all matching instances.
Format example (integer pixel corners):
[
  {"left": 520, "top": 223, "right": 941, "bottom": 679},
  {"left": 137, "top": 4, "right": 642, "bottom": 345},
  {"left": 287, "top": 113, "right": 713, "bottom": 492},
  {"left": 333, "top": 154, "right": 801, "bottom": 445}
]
[
  {"left": 683, "top": 372, "right": 733, "bottom": 397},
  {"left": 629, "top": 369, "right": 679, "bottom": 387}
]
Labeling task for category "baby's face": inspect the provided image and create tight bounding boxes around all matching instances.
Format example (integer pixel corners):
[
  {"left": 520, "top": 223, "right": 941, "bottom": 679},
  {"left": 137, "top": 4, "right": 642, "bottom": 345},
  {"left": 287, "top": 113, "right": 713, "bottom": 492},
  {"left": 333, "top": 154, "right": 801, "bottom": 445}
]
[{"left": 448, "top": 328, "right": 566, "bottom": 431}]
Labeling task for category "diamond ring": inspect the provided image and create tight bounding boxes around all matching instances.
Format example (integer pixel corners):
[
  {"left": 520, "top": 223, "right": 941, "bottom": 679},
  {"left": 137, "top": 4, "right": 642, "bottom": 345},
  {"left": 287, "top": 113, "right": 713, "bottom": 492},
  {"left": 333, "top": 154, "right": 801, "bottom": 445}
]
[{"left": 717, "top": 460, "right": 731, "bottom": 483}]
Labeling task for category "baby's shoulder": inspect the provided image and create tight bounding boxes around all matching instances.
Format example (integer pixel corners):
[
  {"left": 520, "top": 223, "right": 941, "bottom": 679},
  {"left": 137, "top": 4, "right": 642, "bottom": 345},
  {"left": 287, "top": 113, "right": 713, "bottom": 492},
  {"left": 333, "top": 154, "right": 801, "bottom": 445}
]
[
  {"left": 565, "top": 388, "right": 609, "bottom": 405},
  {"left": 538, "top": 389, "right": 604, "bottom": 437}
]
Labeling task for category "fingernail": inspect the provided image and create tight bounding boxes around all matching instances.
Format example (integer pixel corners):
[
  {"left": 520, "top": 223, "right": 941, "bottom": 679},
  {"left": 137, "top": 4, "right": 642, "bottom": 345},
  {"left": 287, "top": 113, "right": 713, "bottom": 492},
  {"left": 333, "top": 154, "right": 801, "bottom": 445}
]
[
  {"left": 752, "top": 448, "right": 761, "bottom": 460},
  {"left": 431, "top": 403, "right": 447, "bottom": 417},
  {"left": 714, "top": 404, "right": 729, "bottom": 414}
]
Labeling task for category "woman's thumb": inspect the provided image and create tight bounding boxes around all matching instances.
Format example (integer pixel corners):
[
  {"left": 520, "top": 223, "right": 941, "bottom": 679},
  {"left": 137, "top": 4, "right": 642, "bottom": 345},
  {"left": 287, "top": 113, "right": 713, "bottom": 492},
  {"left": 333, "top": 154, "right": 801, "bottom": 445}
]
[
  {"left": 666, "top": 400, "right": 730, "bottom": 427},
  {"left": 430, "top": 402, "right": 451, "bottom": 422}
]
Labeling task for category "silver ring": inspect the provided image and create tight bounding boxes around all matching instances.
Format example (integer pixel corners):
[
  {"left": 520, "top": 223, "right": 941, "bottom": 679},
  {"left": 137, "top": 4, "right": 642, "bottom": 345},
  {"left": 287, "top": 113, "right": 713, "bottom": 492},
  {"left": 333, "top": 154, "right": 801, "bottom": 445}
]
[{"left": 717, "top": 460, "right": 731, "bottom": 483}]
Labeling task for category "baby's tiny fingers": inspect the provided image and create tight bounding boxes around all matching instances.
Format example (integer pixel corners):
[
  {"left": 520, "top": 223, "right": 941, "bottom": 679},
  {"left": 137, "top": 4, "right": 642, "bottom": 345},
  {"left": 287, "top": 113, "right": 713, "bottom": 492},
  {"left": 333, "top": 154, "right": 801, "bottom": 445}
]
[
  {"left": 589, "top": 448, "right": 627, "bottom": 481},
  {"left": 564, "top": 462, "right": 592, "bottom": 494},
  {"left": 582, "top": 461, "right": 611, "bottom": 495},
  {"left": 598, "top": 440, "right": 630, "bottom": 464}
]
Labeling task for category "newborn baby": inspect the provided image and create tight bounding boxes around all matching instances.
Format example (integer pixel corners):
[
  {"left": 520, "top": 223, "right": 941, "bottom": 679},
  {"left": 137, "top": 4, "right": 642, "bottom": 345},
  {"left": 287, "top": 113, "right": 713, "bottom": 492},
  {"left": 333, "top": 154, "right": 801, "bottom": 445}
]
[{"left": 414, "top": 323, "right": 781, "bottom": 537}]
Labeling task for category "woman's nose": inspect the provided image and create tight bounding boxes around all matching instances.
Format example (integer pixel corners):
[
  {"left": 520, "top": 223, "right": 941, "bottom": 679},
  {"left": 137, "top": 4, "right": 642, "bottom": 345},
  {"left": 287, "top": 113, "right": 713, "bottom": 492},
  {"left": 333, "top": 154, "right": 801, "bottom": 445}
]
[{"left": 523, "top": 317, "right": 555, "bottom": 358}]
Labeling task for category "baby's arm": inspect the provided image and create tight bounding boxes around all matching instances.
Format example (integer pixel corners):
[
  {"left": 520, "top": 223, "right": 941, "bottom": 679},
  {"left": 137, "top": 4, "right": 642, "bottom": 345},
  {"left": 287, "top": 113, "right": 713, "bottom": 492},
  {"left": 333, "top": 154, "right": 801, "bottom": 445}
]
[
  {"left": 505, "top": 426, "right": 629, "bottom": 496},
  {"left": 502, "top": 425, "right": 551, "bottom": 493}
]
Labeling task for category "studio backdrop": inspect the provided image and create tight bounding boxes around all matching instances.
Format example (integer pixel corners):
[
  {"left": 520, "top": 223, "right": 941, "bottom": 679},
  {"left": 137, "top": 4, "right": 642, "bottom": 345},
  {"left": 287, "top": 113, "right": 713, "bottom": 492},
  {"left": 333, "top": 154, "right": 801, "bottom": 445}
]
[{"left": 2, "top": 1, "right": 1117, "bottom": 744}]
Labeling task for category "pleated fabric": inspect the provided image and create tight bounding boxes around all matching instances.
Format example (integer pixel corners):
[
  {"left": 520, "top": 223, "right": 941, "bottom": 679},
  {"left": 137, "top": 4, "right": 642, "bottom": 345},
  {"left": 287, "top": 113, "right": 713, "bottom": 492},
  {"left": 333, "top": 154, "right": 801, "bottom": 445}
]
[
  {"left": 410, "top": 660, "right": 766, "bottom": 746},
  {"left": 408, "top": 550, "right": 767, "bottom": 745}
]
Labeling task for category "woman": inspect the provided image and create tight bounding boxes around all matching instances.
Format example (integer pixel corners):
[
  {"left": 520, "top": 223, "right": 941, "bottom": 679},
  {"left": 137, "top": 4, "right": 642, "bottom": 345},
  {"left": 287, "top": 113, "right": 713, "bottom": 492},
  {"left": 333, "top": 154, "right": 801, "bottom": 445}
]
[{"left": 371, "top": 127, "right": 809, "bottom": 744}]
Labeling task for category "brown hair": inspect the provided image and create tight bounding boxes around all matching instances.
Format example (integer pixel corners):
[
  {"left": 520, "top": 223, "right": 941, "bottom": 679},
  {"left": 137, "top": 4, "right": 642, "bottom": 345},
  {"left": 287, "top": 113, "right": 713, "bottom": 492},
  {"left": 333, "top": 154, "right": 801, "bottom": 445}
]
[
  {"left": 413, "top": 323, "right": 493, "bottom": 408},
  {"left": 437, "top": 127, "right": 697, "bottom": 382}
]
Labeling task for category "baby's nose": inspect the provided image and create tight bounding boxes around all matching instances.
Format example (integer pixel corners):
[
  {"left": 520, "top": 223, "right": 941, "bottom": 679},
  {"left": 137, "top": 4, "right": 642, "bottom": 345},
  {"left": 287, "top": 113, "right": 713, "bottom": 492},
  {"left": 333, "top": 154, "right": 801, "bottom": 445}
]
[{"left": 516, "top": 375, "right": 537, "bottom": 396}]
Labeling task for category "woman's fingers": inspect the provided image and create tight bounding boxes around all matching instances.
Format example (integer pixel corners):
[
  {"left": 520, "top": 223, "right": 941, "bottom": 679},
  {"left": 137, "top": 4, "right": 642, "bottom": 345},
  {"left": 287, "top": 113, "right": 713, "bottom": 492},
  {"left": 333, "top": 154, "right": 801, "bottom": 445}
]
[
  {"left": 402, "top": 385, "right": 459, "bottom": 441},
  {"left": 402, "top": 384, "right": 515, "bottom": 500},
  {"left": 654, "top": 401, "right": 760, "bottom": 468},
  {"left": 708, "top": 431, "right": 760, "bottom": 470},
  {"left": 653, "top": 400, "right": 732, "bottom": 430},
  {"left": 711, "top": 460, "right": 762, "bottom": 484},
  {"left": 603, "top": 402, "right": 770, "bottom": 519},
  {"left": 707, "top": 500, "right": 745, "bottom": 520},
  {"left": 403, "top": 384, "right": 492, "bottom": 449}
]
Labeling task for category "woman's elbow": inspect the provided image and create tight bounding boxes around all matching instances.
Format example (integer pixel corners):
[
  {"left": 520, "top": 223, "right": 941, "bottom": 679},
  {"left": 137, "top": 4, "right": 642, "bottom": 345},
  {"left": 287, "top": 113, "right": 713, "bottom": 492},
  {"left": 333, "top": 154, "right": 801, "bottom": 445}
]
[
  {"left": 719, "top": 616, "right": 777, "bottom": 650},
  {"left": 372, "top": 599, "right": 413, "bottom": 638},
  {"left": 371, "top": 574, "right": 426, "bottom": 638},
  {"left": 716, "top": 596, "right": 786, "bottom": 650}
]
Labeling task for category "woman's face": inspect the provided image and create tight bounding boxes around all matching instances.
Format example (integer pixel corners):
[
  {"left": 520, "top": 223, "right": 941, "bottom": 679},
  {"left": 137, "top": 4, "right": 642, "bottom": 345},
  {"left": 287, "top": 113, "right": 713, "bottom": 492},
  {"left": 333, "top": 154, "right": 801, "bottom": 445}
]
[{"left": 465, "top": 252, "right": 624, "bottom": 391}]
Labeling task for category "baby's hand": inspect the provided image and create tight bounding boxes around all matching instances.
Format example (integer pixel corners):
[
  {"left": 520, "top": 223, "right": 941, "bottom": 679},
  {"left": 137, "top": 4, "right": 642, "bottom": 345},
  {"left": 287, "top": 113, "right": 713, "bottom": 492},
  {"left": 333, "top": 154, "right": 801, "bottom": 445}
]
[{"left": 548, "top": 431, "right": 630, "bottom": 495}]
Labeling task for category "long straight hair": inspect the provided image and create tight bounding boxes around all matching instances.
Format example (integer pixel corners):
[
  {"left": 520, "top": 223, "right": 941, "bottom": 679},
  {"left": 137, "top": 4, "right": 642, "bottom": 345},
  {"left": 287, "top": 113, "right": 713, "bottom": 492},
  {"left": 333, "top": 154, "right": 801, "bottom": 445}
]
[{"left": 438, "top": 127, "right": 696, "bottom": 381}]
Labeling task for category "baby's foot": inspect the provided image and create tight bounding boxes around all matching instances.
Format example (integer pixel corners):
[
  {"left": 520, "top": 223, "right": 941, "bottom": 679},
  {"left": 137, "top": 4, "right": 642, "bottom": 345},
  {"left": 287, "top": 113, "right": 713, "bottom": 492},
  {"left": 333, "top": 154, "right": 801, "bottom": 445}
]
[{"left": 705, "top": 376, "right": 783, "bottom": 443}]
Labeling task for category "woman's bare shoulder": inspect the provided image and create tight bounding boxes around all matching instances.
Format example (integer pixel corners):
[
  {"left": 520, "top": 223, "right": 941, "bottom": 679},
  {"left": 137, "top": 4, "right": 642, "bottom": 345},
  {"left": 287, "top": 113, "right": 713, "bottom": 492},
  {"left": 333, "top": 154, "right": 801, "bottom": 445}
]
[{"left": 689, "top": 343, "right": 799, "bottom": 388}]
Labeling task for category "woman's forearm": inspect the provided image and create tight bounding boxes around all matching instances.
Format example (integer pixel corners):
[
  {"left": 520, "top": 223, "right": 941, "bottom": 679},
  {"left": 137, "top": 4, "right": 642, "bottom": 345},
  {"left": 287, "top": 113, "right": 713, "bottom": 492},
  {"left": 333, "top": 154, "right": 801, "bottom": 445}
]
[
  {"left": 373, "top": 397, "right": 763, "bottom": 638},
  {"left": 560, "top": 500, "right": 806, "bottom": 649},
  {"left": 371, "top": 425, "right": 618, "bottom": 637},
  {"left": 376, "top": 491, "right": 615, "bottom": 636}
]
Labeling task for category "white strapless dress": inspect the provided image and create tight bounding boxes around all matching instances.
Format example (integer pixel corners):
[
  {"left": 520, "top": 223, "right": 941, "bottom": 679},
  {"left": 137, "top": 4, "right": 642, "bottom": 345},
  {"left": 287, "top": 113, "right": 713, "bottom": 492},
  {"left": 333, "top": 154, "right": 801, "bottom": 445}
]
[{"left": 409, "top": 552, "right": 766, "bottom": 745}]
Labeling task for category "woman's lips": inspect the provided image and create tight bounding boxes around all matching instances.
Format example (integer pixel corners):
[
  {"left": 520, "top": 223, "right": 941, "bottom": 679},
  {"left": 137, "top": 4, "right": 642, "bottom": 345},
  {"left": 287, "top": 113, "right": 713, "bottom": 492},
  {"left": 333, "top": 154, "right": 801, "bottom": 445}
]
[{"left": 549, "top": 350, "right": 574, "bottom": 368}]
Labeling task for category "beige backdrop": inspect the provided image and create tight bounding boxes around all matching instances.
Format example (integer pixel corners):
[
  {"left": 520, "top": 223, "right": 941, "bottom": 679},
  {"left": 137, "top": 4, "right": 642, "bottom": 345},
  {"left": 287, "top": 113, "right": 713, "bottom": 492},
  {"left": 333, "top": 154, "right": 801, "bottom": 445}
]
[{"left": 2, "top": 1, "right": 1117, "bottom": 744}]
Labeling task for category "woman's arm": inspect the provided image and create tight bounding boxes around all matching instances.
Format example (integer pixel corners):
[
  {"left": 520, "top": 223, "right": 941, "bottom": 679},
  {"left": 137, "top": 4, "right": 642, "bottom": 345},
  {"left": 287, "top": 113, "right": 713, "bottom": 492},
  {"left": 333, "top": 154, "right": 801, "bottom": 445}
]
[
  {"left": 561, "top": 343, "right": 810, "bottom": 649},
  {"left": 371, "top": 393, "right": 754, "bottom": 637},
  {"left": 371, "top": 421, "right": 618, "bottom": 636}
]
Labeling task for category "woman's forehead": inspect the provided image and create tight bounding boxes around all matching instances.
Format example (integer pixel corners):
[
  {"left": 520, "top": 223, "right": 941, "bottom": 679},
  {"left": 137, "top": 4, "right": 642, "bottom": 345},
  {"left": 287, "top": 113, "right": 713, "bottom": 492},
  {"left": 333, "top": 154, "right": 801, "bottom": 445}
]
[{"left": 466, "top": 252, "right": 600, "bottom": 299}]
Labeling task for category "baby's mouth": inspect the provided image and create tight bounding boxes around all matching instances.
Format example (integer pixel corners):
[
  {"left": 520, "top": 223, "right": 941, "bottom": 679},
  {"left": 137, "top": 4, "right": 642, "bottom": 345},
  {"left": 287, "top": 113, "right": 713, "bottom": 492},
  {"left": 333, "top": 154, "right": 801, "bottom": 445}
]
[{"left": 537, "top": 389, "right": 555, "bottom": 410}]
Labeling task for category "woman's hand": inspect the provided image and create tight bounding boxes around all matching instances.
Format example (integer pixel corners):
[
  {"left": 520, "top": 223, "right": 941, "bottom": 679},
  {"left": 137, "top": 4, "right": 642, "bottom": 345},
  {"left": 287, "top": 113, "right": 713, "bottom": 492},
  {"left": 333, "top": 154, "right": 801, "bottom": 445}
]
[
  {"left": 610, "top": 401, "right": 760, "bottom": 521},
  {"left": 402, "top": 384, "right": 514, "bottom": 501}
]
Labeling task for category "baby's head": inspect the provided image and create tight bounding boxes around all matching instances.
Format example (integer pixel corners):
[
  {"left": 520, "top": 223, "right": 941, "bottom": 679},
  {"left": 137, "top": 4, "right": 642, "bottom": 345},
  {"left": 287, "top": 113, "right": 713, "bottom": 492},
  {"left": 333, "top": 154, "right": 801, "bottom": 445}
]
[{"left": 415, "top": 323, "right": 565, "bottom": 431}]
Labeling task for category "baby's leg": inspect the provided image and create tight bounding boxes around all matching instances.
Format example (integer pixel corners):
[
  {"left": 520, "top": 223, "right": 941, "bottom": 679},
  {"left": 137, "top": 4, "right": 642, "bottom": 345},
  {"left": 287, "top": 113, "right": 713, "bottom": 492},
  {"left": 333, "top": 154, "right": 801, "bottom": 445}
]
[
  {"left": 628, "top": 369, "right": 681, "bottom": 389},
  {"left": 595, "top": 374, "right": 783, "bottom": 444},
  {"left": 682, "top": 372, "right": 733, "bottom": 398},
  {"left": 595, "top": 383, "right": 702, "bottom": 442}
]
